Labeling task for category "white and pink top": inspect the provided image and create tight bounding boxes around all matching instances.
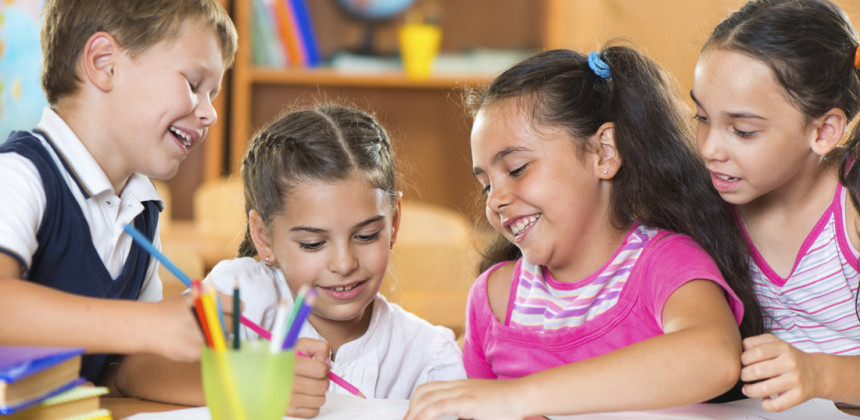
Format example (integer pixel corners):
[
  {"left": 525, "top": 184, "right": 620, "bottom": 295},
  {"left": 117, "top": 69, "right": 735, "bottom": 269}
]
[
  {"left": 743, "top": 182, "right": 860, "bottom": 355},
  {"left": 463, "top": 223, "right": 744, "bottom": 379}
]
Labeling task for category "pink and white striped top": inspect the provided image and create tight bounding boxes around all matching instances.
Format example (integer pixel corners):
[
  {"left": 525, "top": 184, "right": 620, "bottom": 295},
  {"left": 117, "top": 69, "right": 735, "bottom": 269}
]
[
  {"left": 508, "top": 224, "right": 652, "bottom": 331},
  {"left": 744, "top": 183, "right": 860, "bottom": 355}
]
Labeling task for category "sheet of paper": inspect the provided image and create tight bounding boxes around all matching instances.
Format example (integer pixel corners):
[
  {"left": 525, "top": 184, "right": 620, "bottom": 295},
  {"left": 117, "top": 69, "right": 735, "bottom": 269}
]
[
  {"left": 547, "top": 398, "right": 857, "bottom": 419},
  {"left": 125, "top": 392, "right": 457, "bottom": 420}
]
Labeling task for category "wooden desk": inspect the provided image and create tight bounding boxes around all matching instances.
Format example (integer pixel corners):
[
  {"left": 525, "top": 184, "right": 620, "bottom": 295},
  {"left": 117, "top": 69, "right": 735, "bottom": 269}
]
[{"left": 100, "top": 397, "right": 194, "bottom": 420}]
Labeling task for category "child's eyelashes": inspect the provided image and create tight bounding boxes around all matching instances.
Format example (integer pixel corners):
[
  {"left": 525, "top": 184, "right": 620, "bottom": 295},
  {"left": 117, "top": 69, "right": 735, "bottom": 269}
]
[
  {"left": 693, "top": 114, "right": 709, "bottom": 124},
  {"left": 186, "top": 78, "right": 199, "bottom": 93},
  {"left": 732, "top": 127, "right": 757, "bottom": 138},
  {"left": 509, "top": 164, "right": 528, "bottom": 177},
  {"left": 296, "top": 231, "right": 382, "bottom": 250},
  {"left": 355, "top": 231, "right": 382, "bottom": 243},
  {"left": 299, "top": 241, "right": 325, "bottom": 251}
]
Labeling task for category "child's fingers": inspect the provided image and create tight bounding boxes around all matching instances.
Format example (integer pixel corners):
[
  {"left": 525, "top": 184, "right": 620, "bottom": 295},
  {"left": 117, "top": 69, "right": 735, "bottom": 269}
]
[
  {"left": 288, "top": 379, "right": 328, "bottom": 419},
  {"left": 295, "top": 337, "right": 331, "bottom": 362},
  {"left": 742, "top": 333, "right": 779, "bottom": 350},
  {"left": 293, "top": 355, "right": 330, "bottom": 380},
  {"left": 760, "top": 388, "right": 805, "bottom": 413},
  {"left": 741, "top": 338, "right": 788, "bottom": 367},
  {"left": 742, "top": 371, "right": 789, "bottom": 399}
]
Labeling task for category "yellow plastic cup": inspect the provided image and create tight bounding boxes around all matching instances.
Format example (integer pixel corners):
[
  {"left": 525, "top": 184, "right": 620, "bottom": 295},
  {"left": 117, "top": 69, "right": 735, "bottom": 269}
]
[
  {"left": 398, "top": 23, "right": 443, "bottom": 79},
  {"left": 201, "top": 340, "right": 295, "bottom": 420}
]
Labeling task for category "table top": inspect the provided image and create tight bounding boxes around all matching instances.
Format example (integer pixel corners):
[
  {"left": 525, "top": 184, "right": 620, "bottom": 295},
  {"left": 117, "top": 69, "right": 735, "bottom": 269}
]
[
  {"left": 99, "top": 396, "right": 860, "bottom": 419},
  {"left": 100, "top": 397, "right": 194, "bottom": 420}
]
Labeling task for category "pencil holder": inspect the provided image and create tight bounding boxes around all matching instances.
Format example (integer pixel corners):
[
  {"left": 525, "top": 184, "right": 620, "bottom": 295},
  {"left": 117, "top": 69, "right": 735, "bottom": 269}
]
[
  {"left": 398, "top": 23, "right": 442, "bottom": 79},
  {"left": 201, "top": 340, "right": 295, "bottom": 420}
]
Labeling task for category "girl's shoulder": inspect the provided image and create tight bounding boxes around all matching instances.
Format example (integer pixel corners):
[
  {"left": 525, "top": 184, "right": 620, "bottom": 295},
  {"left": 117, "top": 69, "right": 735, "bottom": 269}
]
[
  {"left": 470, "top": 260, "right": 519, "bottom": 325},
  {"left": 206, "top": 257, "right": 282, "bottom": 295},
  {"left": 374, "top": 294, "right": 459, "bottom": 348}
]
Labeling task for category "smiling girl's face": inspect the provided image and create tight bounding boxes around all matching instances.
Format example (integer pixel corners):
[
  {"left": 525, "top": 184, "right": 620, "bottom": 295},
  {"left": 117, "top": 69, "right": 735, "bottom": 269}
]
[
  {"left": 252, "top": 171, "right": 399, "bottom": 335},
  {"left": 692, "top": 48, "right": 821, "bottom": 206}
]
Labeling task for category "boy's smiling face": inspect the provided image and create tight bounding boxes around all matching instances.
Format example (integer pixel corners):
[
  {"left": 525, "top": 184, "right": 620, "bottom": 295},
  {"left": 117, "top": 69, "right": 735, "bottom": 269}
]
[{"left": 103, "top": 17, "right": 226, "bottom": 184}]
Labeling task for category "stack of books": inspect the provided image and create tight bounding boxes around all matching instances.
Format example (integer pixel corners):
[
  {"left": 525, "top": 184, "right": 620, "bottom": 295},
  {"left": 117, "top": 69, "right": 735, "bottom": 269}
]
[{"left": 0, "top": 346, "right": 111, "bottom": 419}]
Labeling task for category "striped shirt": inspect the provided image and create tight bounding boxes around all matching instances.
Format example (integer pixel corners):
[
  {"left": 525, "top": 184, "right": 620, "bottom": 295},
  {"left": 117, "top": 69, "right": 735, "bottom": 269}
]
[
  {"left": 509, "top": 224, "right": 656, "bottom": 331},
  {"left": 744, "top": 183, "right": 860, "bottom": 355}
]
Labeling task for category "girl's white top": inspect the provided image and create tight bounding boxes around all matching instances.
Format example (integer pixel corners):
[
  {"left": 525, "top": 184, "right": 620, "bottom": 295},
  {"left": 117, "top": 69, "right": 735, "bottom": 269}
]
[{"left": 205, "top": 257, "right": 467, "bottom": 399}]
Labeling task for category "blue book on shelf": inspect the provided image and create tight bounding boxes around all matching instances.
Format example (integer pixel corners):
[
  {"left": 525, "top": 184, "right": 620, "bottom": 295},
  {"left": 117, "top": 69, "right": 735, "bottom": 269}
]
[
  {"left": 0, "top": 346, "right": 85, "bottom": 414},
  {"left": 290, "top": 0, "right": 322, "bottom": 66}
]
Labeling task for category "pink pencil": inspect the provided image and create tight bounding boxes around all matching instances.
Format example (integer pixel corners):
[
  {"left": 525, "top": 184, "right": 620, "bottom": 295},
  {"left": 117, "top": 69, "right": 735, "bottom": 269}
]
[{"left": 240, "top": 315, "right": 366, "bottom": 398}]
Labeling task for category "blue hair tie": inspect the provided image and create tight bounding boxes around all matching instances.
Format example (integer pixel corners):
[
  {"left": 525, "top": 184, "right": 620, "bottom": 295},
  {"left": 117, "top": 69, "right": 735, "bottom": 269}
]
[{"left": 588, "top": 52, "right": 611, "bottom": 79}]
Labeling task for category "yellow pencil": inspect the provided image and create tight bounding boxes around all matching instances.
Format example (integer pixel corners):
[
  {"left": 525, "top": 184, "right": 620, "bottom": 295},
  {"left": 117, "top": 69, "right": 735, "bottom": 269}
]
[{"left": 201, "top": 288, "right": 227, "bottom": 351}]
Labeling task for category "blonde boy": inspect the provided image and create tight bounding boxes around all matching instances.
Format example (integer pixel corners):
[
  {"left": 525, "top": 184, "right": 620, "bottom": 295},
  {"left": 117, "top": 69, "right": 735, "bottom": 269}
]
[{"left": 0, "top": 0, "right": 237, "bottom": 387}]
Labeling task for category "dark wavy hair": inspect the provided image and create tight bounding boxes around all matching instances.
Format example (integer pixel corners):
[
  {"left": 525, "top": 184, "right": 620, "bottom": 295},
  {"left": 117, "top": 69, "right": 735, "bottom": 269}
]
[
  {"left": 467, "top": 47, "right": 765, "bottom": 347},
  {"left": 237, "top": 104, "right": 397, "bottom": 257}
]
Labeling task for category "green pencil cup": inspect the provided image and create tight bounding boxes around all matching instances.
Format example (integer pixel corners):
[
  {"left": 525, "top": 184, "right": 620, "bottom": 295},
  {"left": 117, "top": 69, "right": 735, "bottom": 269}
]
[{"left": 201, "top": 340, "right": 295, "bottom": 420}]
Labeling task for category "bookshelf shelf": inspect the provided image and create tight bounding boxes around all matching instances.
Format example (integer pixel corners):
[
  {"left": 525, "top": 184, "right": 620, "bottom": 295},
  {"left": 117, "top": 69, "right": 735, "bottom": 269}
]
[{"left": 250, "top": 68, "right": 493, "bottom": 89}]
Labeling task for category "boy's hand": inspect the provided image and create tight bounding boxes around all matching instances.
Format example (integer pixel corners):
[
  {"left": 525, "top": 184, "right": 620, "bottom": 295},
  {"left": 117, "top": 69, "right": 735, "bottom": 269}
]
[
  {"left": 149, "top": 294, "right": 205, "bottom": 362},
  {"left": 740, "top": 334, "right": 819, "bottom": 412},
  {"left": 404, "top": 378, "right": 527, "bottom": 420},
  {"left": 287, "top": 338, "right": 331, "bottom": 418}
]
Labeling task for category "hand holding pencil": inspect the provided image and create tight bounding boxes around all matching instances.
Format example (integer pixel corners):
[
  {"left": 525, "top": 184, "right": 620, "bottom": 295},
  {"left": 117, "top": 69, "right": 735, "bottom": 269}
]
[{"left": 288, "top": 337, "right": 333, "bottom": 418}]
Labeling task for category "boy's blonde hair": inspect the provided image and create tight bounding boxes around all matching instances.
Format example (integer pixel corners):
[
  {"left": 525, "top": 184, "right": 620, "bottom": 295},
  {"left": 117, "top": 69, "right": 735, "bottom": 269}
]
[{"left": 40, "top": 0, "right": 238, "bottom": 106}]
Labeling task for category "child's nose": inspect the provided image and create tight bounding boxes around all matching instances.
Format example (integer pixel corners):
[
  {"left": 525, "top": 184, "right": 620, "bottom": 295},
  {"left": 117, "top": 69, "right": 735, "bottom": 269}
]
[
  {"left": 196, "top": 96, "right": 218, "bottom": 127},
  {"left": 486, "top": 183, "right": 511, "bottom": 213},
  {"left": 697, "top": 129, "right": 726, "bottom": 162},
  {"left": 328, "top": 245, "right": 359, "bottom": 276}
]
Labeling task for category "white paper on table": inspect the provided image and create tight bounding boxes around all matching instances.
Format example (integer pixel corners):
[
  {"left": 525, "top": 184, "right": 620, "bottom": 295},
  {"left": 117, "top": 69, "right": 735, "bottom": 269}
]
[
  {"left": 124, "top": 392, "right": 457, "bottom": 420},
  {"left": 547, "top": 398, "right": 857, "bottom": 419}
]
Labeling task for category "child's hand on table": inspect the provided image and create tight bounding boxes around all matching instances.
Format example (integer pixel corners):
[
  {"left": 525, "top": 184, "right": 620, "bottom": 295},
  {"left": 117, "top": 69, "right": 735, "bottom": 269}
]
[
  {"left": 404, "top": 378, "right": 529, "bottom": 420},
  {"left": 288, "top": 337, "right": 331, "bottom": 418},
  {"left": 740, "top": 333, "right": 820, "bottom": 412}
]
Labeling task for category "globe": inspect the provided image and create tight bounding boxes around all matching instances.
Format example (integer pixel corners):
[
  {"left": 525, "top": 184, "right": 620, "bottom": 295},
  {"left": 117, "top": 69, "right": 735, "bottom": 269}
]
[{"left": 336, "top": 0, "right": 416, "bottom": 21}]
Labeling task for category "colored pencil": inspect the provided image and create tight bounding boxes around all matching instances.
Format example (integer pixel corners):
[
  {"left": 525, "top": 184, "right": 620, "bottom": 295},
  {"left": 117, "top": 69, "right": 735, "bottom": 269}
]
[
  {"left": 191, "top": 279, "right": 214, "bottom": 347},
  {"left": 282, "top": 288, "right": 317, "bottom": 350},
  {"left": 122, "top": 223, "right": 191, "bottom": 288},
  {"left": 239, "top": 314, "right": 365, "bottom": 398},
  {"left": 281, "top": 285, "right": 309, "bottom": 346},
  {"left": 296, "top": 350, "right": 366, "bottom": 398},
  {"left": 268, "top": 299, "right": 290, "bottom": 353},
  {"left": 233, "top": 279, "right": 241, "bottom": 350},
  {"left": 201, "top": 288, "right": 227, "bottom": 351}
]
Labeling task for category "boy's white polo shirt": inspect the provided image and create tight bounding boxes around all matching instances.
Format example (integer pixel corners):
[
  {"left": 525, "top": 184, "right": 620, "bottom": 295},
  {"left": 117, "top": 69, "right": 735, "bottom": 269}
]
[{"left": 0, "top": 107, "right": 163, "bottom": 302}]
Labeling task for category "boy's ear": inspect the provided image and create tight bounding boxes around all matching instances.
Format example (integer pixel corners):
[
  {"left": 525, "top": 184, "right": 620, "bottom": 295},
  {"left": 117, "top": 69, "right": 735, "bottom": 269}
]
[
  {"left": 389, "top": 192, "right": 403, "bottom": 249},
  {"left": 82, "top": 32, "right": 120, "bottom": 92},
  {"left": 248, "top": 209, "right": 275, "bottom": 265},
  {"left": 592, "top": 122, "right": 621, "bottom": 179},
  {"left": 810, "top": 108, "right": 847, "bottom": 156}
]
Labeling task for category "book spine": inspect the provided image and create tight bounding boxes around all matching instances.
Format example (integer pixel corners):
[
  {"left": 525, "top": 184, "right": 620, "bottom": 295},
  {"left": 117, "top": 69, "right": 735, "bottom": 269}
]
[
  {"left": 253, "top": 0, "right": 287, "bottom": 67},
  {"left": 290, "top": 0, "right": 322, "bottom": 67},
  {"left": 272, "top": 0, "right": 307, "bottom": 67}
]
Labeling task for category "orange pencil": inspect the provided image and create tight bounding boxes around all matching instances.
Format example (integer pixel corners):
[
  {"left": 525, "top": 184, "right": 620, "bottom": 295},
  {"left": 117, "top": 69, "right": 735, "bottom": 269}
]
[{"left": 191, "top": 279, "right": 213, "bottom": 347}]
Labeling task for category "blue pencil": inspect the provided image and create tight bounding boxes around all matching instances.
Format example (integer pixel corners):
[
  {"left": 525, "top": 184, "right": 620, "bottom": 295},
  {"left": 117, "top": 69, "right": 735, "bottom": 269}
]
[
  {"left": 122, "top": 224, "right": 191, "bottom": 287},
  {"left": 281, "top": 288, "right": 317, "bottom": 350}
]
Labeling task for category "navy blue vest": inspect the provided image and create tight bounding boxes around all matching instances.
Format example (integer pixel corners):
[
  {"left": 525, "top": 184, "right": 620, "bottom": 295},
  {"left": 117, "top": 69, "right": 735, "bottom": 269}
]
[{"left": 0, "top": 130, "right": 161, "bottom": 384}]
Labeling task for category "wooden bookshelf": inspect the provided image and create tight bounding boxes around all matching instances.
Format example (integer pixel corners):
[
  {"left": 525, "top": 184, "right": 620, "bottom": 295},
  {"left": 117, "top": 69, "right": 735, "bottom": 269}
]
[
  {"left": 221, "top": 0, "right": 546, "bottom": 218},
  {"left": 191, "top": 0, "right": 860, "bottom": 220}
]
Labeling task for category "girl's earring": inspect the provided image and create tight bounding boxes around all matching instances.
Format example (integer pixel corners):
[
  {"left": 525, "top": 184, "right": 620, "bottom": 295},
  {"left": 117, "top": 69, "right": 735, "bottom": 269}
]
[
  {"left": 265, "top": 256, "right": 273, "bottom": 267},
  {"left": 603, "top": 170, "right": 608, "bottom": 174}
]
